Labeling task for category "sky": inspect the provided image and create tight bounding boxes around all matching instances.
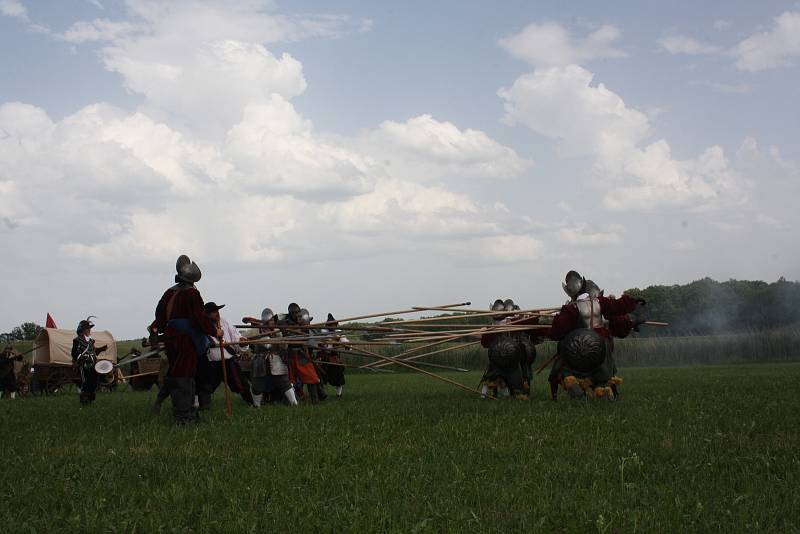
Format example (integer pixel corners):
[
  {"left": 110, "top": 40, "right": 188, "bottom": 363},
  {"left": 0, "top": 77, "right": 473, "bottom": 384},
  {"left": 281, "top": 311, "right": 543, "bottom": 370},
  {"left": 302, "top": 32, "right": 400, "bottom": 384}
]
[{"left": 1, "top": 0, "right": 798, "bottom": 338}]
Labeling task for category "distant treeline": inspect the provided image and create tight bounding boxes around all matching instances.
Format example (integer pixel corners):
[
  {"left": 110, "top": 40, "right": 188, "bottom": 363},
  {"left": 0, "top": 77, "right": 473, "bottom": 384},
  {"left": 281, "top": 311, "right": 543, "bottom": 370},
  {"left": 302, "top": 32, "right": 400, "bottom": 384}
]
[{"left": 624, "top": 277, "right": 800, "bottom": 336}]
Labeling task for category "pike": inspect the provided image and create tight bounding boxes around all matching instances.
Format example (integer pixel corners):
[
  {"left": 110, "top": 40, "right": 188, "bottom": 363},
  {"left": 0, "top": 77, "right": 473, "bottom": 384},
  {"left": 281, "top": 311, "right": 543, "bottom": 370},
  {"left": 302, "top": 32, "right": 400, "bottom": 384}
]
[
  {"left": 219, "top": 340, "right": 233, "bottom": 418},
  {"left": 380, "top": 308, "right": 553, "bottom": 326},
  {"left": 120, "top": 370, "right": 160, "bottom": 380},
  {"left": 239, "top": 302, "right": 472, "bottom": 330},
  {"left": 115, "top": 347, "right": 163, "bottom": 367},
  {"left": 412, "top": 306, "right": 559, "bottom": 315},
  {"left": 360, "top": 333, "right": 471, "bottom": 368},
  {"left": 371, "top": 340, "right": 482, "bottom": 370},
  {"left": 347, "top": 345, "right": 493, "bottom": 399}
]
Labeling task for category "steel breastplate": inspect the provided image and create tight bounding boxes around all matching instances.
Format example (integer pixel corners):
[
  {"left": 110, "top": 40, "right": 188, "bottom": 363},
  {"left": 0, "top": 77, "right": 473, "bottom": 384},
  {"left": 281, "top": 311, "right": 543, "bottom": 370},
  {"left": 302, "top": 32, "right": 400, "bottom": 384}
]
[{"left": 575, "top": 298, "right": 604, "bottom": 329}]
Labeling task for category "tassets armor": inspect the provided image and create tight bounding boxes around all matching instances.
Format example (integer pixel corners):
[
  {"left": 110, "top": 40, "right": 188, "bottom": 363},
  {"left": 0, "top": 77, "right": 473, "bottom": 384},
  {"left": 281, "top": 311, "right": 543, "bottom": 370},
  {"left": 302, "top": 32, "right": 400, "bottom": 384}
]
[
  {"left": 488, "top": 334, "right": 524, "bottom": 369},
  {"left": 558, "top": 328, "right": 606, "bottom": 373}
]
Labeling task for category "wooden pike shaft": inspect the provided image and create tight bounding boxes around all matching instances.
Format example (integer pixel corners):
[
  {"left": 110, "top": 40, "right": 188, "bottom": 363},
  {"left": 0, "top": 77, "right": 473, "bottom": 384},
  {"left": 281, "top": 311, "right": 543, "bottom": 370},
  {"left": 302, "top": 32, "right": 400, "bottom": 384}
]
[
  {"left": 120, "top": 370, "right": 160, "bottom": 380},
  {"left": 371, "top": 340, "right": 482, "bottom": 370},
  {"left": 241, "top": 302, "right": 472, "bottom": 329},
  {"left": 348, "top": 345, "right": 492, "bottom": 399},
  {"left": 644, "top": 321, "right": 669, "bottom": 326},
  {"left": 413, "top": 306, "right": 559, "bottom": 314},
  {"left": 219, "top": 341, "right": 233, "bottom": 418},
  {"left": 380, "top": 308, "right": 553, "bottom": 326},
  {"left": 359, "top": 333, "right": 466, "bottom": 368},
  {"left": 382, "top": 324, "right": 548, "bottom": 339},
  {"left": 535, "top": 352, "right": 559, "bottom": 374}
]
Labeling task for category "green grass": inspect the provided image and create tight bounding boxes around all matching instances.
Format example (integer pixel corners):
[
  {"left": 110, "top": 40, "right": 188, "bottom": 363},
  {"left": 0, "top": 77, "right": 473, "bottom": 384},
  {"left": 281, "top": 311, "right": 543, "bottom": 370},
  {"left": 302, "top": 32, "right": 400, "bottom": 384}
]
[{"left": 1, "top": 364, "right": 799, "bottom": 533}]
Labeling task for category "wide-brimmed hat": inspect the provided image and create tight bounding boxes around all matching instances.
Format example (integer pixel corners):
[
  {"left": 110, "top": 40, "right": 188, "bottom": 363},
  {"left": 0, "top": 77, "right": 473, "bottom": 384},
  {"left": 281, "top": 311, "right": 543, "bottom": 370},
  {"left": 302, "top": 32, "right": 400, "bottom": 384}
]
[{"left": 204, "top": 302, "right": 226, "bottom": 313}]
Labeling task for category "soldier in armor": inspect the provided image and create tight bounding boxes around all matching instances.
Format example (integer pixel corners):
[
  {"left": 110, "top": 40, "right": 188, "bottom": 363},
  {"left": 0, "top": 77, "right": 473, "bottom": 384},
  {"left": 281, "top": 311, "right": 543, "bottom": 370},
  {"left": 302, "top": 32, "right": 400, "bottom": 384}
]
[
  {"left": 510, "top": 304, "right": 541, "bottom": 395},
  {"left": 0, "top": 345, "right": 22, "bottom": 399},
  {"left": 319, "top": 313, "right": 347, "bottom": 398},
  {"left": 547, "top": 272, "right": 644, "bottom": 400},
  {"left": 71, "top": 318, "right": 108, "bottom": 405},
  {"left": 243, "top": 308, "right": 298, "bottom": 406},
  {"left": 291, "top": 308, "right": 326, "bottom": 403},
  {"left": 150, "top": 255, "right": 221, "bottom": 424},
  {"left": 479, "top": 299, "right": 528, "bottom": 400}
]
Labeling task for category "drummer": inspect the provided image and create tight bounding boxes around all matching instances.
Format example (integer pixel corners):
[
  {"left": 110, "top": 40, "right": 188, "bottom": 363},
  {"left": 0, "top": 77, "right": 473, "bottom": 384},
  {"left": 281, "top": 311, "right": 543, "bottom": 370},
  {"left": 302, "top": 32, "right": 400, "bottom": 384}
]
[{"left": 71, "top": 317, "right": 107, "bottom": 405}]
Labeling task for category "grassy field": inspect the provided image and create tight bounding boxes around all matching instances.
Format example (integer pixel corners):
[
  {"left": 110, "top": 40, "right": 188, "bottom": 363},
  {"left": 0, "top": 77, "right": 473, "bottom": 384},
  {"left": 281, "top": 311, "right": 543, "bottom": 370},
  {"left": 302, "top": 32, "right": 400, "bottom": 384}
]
[{"left": 1, "top": 364, "right": 799, "bottom": 533}]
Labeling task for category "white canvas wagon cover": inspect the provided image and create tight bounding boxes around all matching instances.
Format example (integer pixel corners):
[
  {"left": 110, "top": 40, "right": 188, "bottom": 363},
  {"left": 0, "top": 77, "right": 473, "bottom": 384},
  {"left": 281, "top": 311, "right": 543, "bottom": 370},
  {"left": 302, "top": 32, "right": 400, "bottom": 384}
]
[{"left": 32, "top": 328, "right": 118, "bottom": 366}]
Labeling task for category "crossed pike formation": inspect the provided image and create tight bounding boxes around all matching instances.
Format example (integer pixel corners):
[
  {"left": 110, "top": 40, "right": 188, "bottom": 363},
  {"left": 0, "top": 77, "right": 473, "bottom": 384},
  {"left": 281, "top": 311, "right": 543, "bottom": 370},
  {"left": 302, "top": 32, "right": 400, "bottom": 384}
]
[{"left": 87, "top": 258, "right": 661, "bottom": 423}]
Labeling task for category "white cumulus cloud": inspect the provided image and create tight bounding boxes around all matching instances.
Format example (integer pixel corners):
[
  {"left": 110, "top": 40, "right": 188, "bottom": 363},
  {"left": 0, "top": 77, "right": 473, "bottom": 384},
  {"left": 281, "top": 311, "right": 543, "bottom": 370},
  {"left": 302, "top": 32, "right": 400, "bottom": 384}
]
[
  {"left": 733, "top": 11, "right": 800, "bottom": 71},
  {"left": 498, "top": 64, "right": 747, "bottom": 211},
  {"left": 499, "top": 22, "right": 626, "bottom": 67},
  {"left": 0, "top": 0, "right": 26, "bottom": 20},
  {"left": 659, "top": 35, "right": 723, "bottom": 55}
]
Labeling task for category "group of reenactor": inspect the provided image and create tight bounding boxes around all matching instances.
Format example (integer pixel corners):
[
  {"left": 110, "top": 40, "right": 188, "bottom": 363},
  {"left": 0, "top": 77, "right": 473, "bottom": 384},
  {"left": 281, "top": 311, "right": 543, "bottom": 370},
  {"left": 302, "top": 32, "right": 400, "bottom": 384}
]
[
  {"left": 148, "top": 255, "right": 347, "bottom": 424},
  {"left": 479, "top": 270, "right": 646, "bottom": 401},
  {"left": 3, "top": 257, "right": 647, "bottom": 415}
]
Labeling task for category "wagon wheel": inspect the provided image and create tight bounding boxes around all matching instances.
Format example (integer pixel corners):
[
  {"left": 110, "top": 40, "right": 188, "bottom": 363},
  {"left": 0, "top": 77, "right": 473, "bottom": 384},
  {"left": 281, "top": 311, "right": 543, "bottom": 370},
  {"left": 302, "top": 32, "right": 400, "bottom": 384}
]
[
  {"left": 46, "top": 370, "right": 73, "bottom": 395},
  {"left": 16, "top": 376, "right": 31, "bottom": 398}
]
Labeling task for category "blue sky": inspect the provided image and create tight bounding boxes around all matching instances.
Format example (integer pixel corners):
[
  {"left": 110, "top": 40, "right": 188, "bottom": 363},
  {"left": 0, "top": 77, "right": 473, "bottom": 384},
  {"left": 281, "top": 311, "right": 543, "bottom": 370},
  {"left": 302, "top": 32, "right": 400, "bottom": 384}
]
[{"left": 1, "top": 0, "right": 798, "bottom": 337}]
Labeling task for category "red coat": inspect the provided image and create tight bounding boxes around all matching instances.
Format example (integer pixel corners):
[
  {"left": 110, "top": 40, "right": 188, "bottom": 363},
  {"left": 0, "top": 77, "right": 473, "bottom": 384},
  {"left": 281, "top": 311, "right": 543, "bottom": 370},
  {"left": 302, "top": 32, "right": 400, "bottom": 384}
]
[
  {"left": 549, "top": 295, "right": 639, "bottom": 341},
  {"left": 152, "top": 284, "right": 217, "bottom": 378}
]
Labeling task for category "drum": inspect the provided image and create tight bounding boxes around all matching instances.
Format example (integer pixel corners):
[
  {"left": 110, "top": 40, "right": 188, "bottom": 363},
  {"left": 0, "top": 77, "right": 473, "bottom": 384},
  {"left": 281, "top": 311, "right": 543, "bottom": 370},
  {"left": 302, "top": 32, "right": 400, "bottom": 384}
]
[{"left": 94, "top": 359, "right": 114, "bottom": 375}]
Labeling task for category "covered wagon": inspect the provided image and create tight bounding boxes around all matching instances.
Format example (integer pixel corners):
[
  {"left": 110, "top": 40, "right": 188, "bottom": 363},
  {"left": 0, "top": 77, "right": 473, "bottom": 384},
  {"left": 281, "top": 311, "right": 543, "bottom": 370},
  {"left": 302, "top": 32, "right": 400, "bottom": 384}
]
[{"left": 23, "top": 328, "right": 118, "bottom": 395}]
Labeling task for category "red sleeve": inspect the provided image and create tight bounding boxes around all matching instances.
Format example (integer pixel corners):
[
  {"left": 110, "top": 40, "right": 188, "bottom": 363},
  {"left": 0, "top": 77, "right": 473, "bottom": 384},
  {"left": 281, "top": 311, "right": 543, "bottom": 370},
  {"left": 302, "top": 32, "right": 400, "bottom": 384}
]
[
  {"left": 608, "top": 315, "right": 634, "bottom": 339},
  {"left": 598, "top": 294, "right": 638, "bottom": 317},
  {"left": 152, "top": 288, "right": 174, "bottom": 334},
  {"left": 548, "top": 305, "right": 578, "bottom": 340}
]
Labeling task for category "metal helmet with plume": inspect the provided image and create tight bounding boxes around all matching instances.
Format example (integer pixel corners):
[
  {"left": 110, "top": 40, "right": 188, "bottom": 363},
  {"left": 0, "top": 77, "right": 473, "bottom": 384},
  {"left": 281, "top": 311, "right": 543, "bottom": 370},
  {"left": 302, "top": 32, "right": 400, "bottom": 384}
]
[{"left": 584, "top": 279, "right": 604, "bottom": 299}]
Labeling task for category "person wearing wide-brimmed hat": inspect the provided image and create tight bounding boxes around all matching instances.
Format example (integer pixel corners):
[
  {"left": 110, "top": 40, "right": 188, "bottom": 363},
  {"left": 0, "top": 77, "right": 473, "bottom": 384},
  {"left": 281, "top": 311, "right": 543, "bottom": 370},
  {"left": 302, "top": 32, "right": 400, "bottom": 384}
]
[
  {"left": 149, "top": 255, "right": 221, "bottom": 424},
  {"left": 196, "top": 301, "right": 254, "bottom": 409},
  {"left": 71, "top": 317, "right": 108, "bottom": 405}
]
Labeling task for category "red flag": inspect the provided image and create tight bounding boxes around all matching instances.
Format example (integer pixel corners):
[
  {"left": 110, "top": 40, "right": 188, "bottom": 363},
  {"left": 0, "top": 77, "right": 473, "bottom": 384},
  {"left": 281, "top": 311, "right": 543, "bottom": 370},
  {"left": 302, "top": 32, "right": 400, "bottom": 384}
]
[{"left": 45, "top": 313, "right": 57, "bottom": 329}]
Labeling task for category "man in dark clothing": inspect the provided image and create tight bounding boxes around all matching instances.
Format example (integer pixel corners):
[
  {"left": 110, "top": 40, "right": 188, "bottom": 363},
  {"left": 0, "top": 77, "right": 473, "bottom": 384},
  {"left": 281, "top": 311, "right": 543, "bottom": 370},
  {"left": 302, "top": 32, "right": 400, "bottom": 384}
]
[
  {"left": 0, "top": 345, "right": 22, "bottom": 399},
  {"left": 196, "top": 302, "right": 254, "bottom": 409},
  {"left": 71, "top": 318, "right": 108, "bottom": 405},
  {"left": 150, "top": 255, "right": 220, "bottom": 424}
]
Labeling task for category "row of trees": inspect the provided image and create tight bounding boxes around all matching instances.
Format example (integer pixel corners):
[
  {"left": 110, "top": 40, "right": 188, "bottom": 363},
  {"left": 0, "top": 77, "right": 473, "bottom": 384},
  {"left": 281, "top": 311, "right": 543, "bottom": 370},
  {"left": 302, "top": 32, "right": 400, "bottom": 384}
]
[
  {"left": 624, "top": 277, "right": 800, "bottom": 336},
  {"left": 0, "top": 322, "right": 43, "bottom": 344}
]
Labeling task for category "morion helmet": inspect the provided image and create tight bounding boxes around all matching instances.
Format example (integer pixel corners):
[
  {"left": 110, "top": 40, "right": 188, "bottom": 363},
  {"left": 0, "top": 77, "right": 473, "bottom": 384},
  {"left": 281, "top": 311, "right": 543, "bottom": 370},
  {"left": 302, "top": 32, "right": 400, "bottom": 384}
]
[
  {"left": 261, "top": 308, "right": 275, "bottom": 323},
  {"left": 298, "top": 308, "right": 312, "bottom": 325},
  {"left": 176, "top": 255, "right": 201, "bottom": 284},
  {"left": 562, "top": 270, "right": 586, "bottom": 300},
  {"left": 490, "top": 299, "right": 505, "bottom": 312},
  {"left": 503, "top": 299, "right": 515, "bottom": 312}
]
